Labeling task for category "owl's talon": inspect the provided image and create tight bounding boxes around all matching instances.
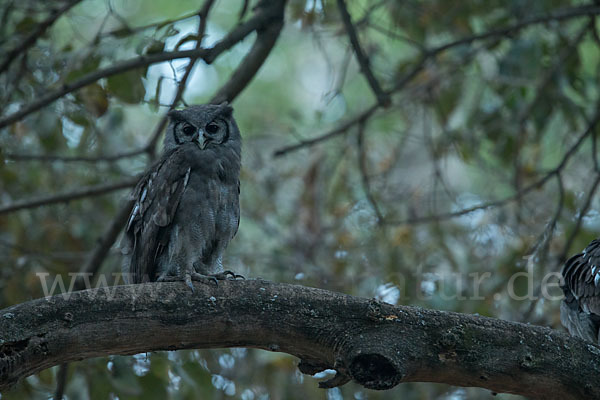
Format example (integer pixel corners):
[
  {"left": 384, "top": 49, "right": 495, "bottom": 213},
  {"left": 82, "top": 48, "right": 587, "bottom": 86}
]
[
  {"left": 221, "top": 270, "right": 245, "bottom": 280},
  {"left": 190, "top": 272, "right": 219, "bottom": 286},
  {"left": 185, "top": 274, "right": 195, "bottom": 292}
]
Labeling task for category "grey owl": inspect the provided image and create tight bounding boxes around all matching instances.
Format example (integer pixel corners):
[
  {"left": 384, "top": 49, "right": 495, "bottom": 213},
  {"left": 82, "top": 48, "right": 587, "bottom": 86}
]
[{"left": 121, "top": 103, "right": 241, "bottom": 289}]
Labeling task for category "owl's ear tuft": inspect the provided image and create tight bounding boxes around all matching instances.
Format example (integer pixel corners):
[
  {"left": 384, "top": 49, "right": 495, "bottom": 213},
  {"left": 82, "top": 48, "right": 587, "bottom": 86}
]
[
  {"left": 168, "top": 109, "right": 184, "bottom": 120},
  {"left": 218, "top": 101, "right": 233, "bottom": 115}
]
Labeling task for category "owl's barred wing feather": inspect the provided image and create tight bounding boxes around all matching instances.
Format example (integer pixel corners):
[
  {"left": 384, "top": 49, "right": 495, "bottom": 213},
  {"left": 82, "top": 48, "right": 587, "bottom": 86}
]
[
  {"left": 560, "top": 239, "right": 600, "bottom": 343},
  {"left": 121, "top": 147, "right": 192, "bottom": 283},
  {"left": 232, "top": 179, "right": 241, "bottom": 240}
]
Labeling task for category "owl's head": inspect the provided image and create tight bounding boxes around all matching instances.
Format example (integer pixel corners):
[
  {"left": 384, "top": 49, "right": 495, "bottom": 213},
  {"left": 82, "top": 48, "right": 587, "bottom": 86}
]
[{"left": 163, "top": 103, "right": 241, "bottom": 154}]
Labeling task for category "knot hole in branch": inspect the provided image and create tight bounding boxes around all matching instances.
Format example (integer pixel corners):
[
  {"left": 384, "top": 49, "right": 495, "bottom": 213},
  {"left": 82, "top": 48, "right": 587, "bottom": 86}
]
[{"left": 349, "top": 353, "right": 401, "bottom": 390}]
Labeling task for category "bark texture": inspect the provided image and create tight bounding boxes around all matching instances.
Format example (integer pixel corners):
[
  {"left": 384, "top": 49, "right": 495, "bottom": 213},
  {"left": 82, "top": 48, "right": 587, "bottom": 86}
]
[{"left": 0, "top": 279, "right": 598, "bottom": 398}]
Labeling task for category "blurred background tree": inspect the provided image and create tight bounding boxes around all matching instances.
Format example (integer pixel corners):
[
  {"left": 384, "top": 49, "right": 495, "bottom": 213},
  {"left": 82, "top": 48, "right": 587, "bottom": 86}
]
[{"left": 1, "top": 0, "right": 600, "bottom": 398}]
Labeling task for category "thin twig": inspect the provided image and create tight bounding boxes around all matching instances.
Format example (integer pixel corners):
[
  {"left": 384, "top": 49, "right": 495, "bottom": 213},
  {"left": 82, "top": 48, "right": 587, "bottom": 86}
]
[
  {"left": 0, "top": 178, "right": 137, "bottom": 216},
  {"left": 273, "top": 54, "right": 428, "bottom": 157},
  {"left": 511, "top": 21, "right": 591, "bottom": 213},
  {"left": 274, "top": 104, "right": 379, "bottom": 157},
  {"left": 4, "top": 148, "right": 147, "bottom": 163},
  {"left": 593, "top": 125, "right": 600, "bottom": 172},
  {"left": 429, "top": 4, "right": 600, "bottom": 55},
  {"left": 0, "top": 0, "right": 82, "bottom": 74},
  {"left": 524, "top": 172, "right": 600, "bottom": 322},
  {"left": 364, "top": 21, "right": 425, "bottom": 51},
  {"left": 79, "top": 200, "right": 134, "bottom": 278},
  {"left": 357, "top": 120, "right": 384, "bottom": 223},
  {"left": 560, "top": 173, "right": 600, "bottom": 262},
  {"left": 53, "top": 362, "right": 68, "bottom": 400},
  {"left": 536, "top": 173, "right": 565, "bottom": 257},
  {"left": 0, "top": 238, "right": 87, "bottom": 261},
  {"left": 387, "top": 108, "right": 600, "bottom": 226},
  {"left": 521, "top": 173, "right": 565, "bottom": 322},
  {"left": 0, "top": 0, "right": 15, "bottom": 42},
  {"left": 100, "top": 10, "right": 199, "bottom": 38},
  {"left": 238, "top": 0, "right": 250, "bottom": 21},
  {"left": 517, "top": 22, "right": 591, "bottom": 124},
  {"left": 354, "top": 0, "right": 388, "bottom": 28},
  {"left": 337, "top": 0, "right": 390, "bottom": 106}
]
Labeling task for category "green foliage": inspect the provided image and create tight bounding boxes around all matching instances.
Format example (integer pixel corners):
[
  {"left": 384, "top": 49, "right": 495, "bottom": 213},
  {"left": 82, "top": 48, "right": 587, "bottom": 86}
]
[{"left": 107, "top": 69, "right": 147, "bottom": 104}]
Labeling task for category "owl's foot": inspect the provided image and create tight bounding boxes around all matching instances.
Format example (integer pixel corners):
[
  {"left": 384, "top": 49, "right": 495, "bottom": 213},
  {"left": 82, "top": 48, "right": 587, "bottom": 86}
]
[
  {"left": 190, "top": 270, "right": 244, "bottom": 285},
  {"left": 157, "top": 271, "right": 243, "bottom": 292},
  {"left": 187, "top": 271, "right": 244, "bottom": 291}
]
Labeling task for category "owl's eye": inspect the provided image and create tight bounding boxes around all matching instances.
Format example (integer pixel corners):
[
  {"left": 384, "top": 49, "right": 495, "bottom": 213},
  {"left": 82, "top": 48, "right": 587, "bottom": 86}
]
[
  {"left": 206, "top": 123, "right": 219, "bottom": 135},
  {"left": 182, "top": 124, "right": 195, "bottom": 135}
]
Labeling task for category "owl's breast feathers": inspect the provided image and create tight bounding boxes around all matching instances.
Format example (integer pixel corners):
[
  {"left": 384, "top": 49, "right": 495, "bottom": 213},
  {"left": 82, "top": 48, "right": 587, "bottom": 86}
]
[{"left": 560, "top": 239, "right": 600, "bottom": 343}]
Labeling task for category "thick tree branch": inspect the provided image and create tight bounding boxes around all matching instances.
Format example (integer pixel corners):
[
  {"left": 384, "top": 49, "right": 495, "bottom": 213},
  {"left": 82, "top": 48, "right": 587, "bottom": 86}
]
[
  {"left": 0, "top": 280, "right": 598, "bottom": 399},
  {"left": 211, "top": 1, "right": 285, "bottom": 104},
  {"left": 0, "top": 178, "right": 137, "bottom": 216}
]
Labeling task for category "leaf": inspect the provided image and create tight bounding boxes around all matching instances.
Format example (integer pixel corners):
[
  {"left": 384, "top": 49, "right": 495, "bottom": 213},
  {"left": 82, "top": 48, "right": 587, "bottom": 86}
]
[
  {"left": 109, "top": 26, "right": 134, "bottom": 38},
  {"left": 15, "top": 16, "right": 35, "bottom": 33},
  {"left": 106, "top": 69, "right": 146, "bottom": 104},
  {"left": 76, "top": 83, "right": 109, "bottom": 117},
  {"left": 174, "top": 34, "right": 199, "bottom": 51},
  {"left": 160, "top": 25, "right": 180, "bottom": 39},
  {"left": 66, "top": 56, "right": 101, "bottom": 83},
  {"left": 37, "top": 109, "right": 63, "bottom": 152},
  {"left": 145, "top": 40, "right": 165, "bottom": 55}
]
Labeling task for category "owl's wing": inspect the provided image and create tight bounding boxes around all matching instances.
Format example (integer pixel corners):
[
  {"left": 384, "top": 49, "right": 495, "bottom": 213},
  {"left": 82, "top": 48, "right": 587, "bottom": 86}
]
[
  {"left": 561, "top": 239, "right": 600, "bottom": 342},
  {"left": 121, "top": 148, "right": 191, "bottom": 283}
]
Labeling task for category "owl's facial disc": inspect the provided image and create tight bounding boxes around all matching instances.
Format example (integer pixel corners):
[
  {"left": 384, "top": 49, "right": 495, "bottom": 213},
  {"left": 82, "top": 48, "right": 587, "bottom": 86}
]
[{"left": 199, "top": 119, "right": 228, "bottom": 149}]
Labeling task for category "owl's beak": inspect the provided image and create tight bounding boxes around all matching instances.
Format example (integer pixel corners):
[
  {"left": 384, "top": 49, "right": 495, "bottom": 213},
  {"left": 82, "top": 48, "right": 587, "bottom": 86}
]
[{"left": 197, "top": 130, "right": 208, "bottom": 149}]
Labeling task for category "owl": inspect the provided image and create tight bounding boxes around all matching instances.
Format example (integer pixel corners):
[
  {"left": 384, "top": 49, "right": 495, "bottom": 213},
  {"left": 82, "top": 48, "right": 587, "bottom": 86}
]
[
  {"left": 121, "top": 103, "right": 242, "bottom": 290},
  {"left": 560, "top": 239, "right": 600, "bottom": 344}
]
